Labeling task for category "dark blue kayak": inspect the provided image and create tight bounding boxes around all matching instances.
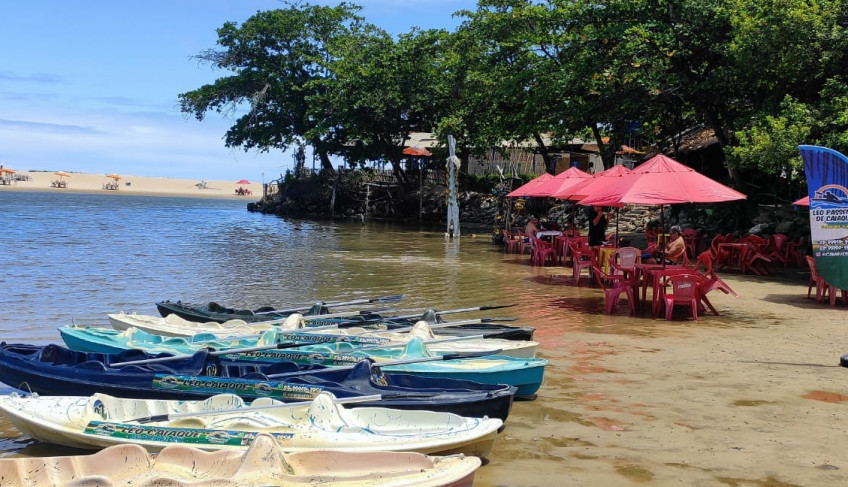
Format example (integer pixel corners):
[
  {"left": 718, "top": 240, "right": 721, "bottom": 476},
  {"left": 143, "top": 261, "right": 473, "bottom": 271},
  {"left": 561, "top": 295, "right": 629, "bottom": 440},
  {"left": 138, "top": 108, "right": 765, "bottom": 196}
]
[{"left": 0, "top": 343, "right": 516, "bottom": 421}]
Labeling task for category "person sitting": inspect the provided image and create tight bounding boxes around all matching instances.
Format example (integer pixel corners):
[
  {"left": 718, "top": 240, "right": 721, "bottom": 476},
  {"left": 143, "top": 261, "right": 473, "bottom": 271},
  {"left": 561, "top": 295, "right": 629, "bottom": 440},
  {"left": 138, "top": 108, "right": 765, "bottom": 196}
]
[
  {"left": 525, "top": 215, "right": 542, "bottom": 237},
  {"left": 644, "top": 226, "right": 686, "bottom": 264}
]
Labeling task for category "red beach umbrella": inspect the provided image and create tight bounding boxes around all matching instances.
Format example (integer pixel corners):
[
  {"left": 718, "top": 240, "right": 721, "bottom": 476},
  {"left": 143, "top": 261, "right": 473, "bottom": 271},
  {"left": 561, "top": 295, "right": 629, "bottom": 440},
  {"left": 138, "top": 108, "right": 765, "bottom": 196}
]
[
  {"left": 402, "top": 146, "right": 432, "bottom": 157},
  {"left": 236, "top": 179, "right": 251, "bottom": 185},
  {"left": 532, "top": 167, "right": 593, "bottom": 198},
  {"left": 579, "top": 155, "right": 745, "bottom": 206},
  {"left": 506, "top": 173, "right": 555, "bottom": 197},
  {"left": 793, "top": 196, "right": 809, "bottom": 206}
]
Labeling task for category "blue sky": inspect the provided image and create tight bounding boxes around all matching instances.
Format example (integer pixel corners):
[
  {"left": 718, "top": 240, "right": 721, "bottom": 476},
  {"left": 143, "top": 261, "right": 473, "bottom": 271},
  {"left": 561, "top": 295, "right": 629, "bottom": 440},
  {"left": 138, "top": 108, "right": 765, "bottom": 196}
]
[{"left": 0, "top": 1, "right": 476, "bottom": 181}]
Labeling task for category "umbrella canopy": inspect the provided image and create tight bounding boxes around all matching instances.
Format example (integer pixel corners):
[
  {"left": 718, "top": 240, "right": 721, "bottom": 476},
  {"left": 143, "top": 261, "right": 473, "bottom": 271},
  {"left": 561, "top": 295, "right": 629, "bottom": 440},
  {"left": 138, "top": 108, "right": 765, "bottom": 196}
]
[
  {"left": 402, "top": 146, "right": 432, "bottom": 157},
  {"left": 579, "top": 155, "right": 746, "bottom": 206},
  {"left": 506, "top": 173, "right": 554, "bottom": 197},
  {"left": 793, "top": 196, "right": 810, "bottom": 206},
  {"left": 54, "top": 171, "right": 70, "bottom": 178},
  {"left": 106, "top": 174, "right": 121, "bottom": 180},
  {"left": 532, "top": 167, "right": 592, "bottom": 198},
  {"left": 0, "top": 168, "right": 15, "bottom": 174},
  {"left": 236, "top": 179, "right": 251, "bottom": 185},
  {"left": 564, "top": 164, "right": 632, "bottom": 202}
]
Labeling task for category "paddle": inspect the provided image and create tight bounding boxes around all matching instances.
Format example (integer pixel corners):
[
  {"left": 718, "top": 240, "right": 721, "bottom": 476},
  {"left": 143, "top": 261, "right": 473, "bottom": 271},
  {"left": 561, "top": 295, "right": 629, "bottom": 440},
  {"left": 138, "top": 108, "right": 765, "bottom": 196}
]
[
  {"left": 253, "top": 294, "right": 405, "bottom": 315},
  {"left": 353, "top": 334, "right": 488, "bottom": 351},
  {"left": 385, "top": 304, "right": 515, "bottom": 321},
  {"left": 108, "top": 342, "right": 316, "bottom": 367},
  {"left": 265, "top": 349, "right": 502, "bottom": 379},
  {"left": 384, "top": 318, "right": 518, "bottom": 335}
]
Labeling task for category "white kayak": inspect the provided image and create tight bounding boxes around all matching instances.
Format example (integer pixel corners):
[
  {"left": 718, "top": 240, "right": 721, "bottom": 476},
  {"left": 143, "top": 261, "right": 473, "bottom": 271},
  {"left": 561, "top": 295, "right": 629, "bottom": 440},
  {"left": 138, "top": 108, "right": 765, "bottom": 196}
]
[
  {"left": 0, "top": 432, "right": 481, "bottom": 487},
  {"left": 107, "top": 312, "right": 538, "bottom": 357},
  {"left": 0, "top": 391, "right": 501, "bottom": 458}
]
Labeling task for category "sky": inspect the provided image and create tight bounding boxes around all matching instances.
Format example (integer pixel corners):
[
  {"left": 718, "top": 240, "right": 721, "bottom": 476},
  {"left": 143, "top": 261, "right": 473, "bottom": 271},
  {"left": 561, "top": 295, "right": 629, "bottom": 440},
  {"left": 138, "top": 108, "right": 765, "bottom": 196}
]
[{"left": 0, "top": 1, "right": 477, "bottom": 182}]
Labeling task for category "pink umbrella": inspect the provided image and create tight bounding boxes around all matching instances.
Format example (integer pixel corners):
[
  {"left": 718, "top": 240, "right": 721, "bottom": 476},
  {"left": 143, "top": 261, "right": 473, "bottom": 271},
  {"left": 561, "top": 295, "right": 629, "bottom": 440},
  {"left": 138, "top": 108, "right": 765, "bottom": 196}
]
[
  {"left": 236, "top": 179, "right": 251, "bottom": 185},
  {"left": 579, "top": 155, "right": 746, "bottom": 206},
  {"left": 506, "top": 173, "right": 554, "bottom": 197},
  {"left": 579, "top": 154, "right": 746, "bottom": 265},
  {"left": 793, "top": 196, "right": 809, "bottom": 206},
  {"left": 564, "top": 164, "right": 632, "bottom": 202},
  {"left": 532, "top": 167, "right": 592, "bottom": 198}
]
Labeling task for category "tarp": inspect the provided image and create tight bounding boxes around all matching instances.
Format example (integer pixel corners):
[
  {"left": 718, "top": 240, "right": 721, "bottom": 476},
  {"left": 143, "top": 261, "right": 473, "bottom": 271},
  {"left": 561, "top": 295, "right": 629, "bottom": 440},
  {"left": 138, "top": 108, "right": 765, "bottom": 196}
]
[
  {"left": 578, "top": 154, "right": 746, "bottom": 206},
  {"left": 799, "top": 145, "right": 848, "bottom": 289}
]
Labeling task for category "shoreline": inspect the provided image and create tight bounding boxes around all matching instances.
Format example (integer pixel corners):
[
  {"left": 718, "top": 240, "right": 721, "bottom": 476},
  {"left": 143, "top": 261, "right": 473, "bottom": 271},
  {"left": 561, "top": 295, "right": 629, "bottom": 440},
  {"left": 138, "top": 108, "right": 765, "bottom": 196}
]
[{"left": 0, "top": 171, "right": 264, "bottom": 200}]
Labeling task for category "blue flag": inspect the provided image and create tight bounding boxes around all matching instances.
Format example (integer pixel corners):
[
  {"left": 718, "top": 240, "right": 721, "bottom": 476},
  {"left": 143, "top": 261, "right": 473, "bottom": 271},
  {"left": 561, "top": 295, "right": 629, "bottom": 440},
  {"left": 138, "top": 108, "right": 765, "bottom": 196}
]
[{"left": 799, "top": 145, "right": 848, "bottom": 289}]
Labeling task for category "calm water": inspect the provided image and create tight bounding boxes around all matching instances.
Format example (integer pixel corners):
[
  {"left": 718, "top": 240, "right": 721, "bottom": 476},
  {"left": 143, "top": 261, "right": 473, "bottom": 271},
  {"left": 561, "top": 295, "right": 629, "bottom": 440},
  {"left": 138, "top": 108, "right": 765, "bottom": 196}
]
[{"left": 0, "top": 190, "right": 699, "bottom": 460}]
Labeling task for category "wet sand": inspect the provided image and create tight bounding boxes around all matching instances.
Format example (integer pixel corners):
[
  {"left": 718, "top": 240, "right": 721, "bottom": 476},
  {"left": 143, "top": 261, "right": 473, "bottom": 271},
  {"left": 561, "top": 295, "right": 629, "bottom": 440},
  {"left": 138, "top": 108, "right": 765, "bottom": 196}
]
[{"left": 474, "top": 262, "right": 848, "bottom": 486}]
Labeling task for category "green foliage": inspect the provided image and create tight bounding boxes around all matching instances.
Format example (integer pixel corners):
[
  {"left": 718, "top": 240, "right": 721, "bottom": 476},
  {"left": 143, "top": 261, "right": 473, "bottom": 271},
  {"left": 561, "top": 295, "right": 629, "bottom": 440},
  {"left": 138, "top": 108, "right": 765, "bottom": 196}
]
[{"left": 728, "top": 96, "right": 812, "bottom": 176}]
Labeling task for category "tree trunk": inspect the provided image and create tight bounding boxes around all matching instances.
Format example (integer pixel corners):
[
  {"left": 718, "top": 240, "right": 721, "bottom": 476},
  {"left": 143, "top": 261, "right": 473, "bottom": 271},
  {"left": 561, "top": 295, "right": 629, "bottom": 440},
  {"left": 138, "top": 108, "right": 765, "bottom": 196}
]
[
  {"left": 591, "top": 124, "right": 611, "bottom": 170},
  {"left": 317, "top": 150, "right": 336, "bottom": 174},
  {"left": 532, "top": 132, "right": 552, "bottom": 173}
]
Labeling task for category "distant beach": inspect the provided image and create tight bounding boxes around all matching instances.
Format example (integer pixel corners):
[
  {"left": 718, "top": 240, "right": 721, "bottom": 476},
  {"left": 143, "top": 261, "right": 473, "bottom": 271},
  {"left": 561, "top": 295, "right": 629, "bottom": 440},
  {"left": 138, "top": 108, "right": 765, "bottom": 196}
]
[{"left": 0, "top": 170, "right": 263, "bottom": 200}]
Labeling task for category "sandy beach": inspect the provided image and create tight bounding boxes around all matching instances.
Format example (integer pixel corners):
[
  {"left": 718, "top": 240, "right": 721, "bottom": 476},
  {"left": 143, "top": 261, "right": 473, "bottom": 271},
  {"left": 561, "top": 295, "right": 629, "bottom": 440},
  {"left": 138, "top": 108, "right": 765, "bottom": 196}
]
[
  {"left": 0, "top": 170, "right": 263, "bottom": 200},
  {"left": 472, "top": 265, "right": 848, "bottom": 487}
]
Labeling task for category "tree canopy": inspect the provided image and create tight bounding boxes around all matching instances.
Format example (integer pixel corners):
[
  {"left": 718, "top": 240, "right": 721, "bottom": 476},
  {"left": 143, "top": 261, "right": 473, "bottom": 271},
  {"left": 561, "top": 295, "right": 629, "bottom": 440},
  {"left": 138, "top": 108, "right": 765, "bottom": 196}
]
[{"left": 180, "top": 0, "right": 848, "bottom": 193}]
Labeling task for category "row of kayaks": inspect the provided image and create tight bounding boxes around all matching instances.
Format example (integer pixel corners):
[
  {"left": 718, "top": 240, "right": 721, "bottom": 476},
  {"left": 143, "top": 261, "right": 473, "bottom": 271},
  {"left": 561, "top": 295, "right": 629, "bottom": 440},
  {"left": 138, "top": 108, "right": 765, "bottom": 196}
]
[{"left": 0, "top": 296, "right": 545, "bottom": 486}]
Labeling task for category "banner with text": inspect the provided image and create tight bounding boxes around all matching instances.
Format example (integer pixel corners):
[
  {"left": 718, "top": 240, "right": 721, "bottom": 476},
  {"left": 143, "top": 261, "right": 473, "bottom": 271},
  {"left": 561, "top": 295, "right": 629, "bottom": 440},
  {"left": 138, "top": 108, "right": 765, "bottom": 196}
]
[{"left": 799, "top": 145, "right": 848, "bottom": 289}]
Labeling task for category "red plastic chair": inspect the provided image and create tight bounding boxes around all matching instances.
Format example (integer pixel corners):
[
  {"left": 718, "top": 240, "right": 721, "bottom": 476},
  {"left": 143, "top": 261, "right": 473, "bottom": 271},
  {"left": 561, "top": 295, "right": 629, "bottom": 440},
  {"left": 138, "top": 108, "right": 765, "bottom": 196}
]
[
  {"left": 692, "top": 251, "right": 737, "bottom": 315},
  {"left": 661, "top": 273, "right": 703, "bottom": 321},
  {"left": 804, "top": 256, "right": 845, "bottom": 305},
  {"left": 782, "top": 237, "right": 805, "bottom": 267},
  {"left": 501, "top": 229, "right": 521, "bottom": 253},
  {"left": 682, "top": 228, "right": 700, "bottom": 258},
  {"left": 710, "top": 234, "right": 729, "bottom": 269},
  {"left": 529, "top": 236, "right": 558, "bottom": 266},
  {"left": 570, "top": 241, "right": 597, "bottom": 285},
  {"left": 516, "top": 231, "right": 531, "bottom": 255},
  {"left": 762, "top": 234, "right": 788, "bottom": 266},
  {"left": 592, "top": 265, "right": 636, "bottom": 315}
]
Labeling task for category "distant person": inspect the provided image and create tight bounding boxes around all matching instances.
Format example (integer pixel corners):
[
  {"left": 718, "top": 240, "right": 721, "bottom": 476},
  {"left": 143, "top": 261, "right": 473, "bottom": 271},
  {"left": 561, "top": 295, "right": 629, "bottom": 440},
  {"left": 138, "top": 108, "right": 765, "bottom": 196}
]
[
  {"left": 645, "top": 226, "right": 686, "bottom": 264},
  {"left": 525, "top": 215, "right": 542, "bottom": 237},
  {"left": 587, "top": 205, "right": 610, "bottom": 246},
  {"left": 587, "top": 162, "right": 595, "bottom": 175}
]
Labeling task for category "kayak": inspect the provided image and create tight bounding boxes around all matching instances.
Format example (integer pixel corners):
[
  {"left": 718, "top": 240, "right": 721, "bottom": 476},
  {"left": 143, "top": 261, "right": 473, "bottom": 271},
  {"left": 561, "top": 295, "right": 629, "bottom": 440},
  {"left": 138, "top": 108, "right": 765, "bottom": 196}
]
[
  {"left": 0, "top": 432, "right": 481, "bottom": 487},
  {"left": 0, "top": 343, "right": 517, "bottom": 421},
  {"left": 0, "top": 391, "right": 502, "bottom": 457}
]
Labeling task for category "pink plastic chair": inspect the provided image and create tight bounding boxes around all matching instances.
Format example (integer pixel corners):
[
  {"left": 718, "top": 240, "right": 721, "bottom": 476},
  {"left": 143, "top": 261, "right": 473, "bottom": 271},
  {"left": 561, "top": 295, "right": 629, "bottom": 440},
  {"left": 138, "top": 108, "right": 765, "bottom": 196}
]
[
  {"left": 661, "top": 272, "right": 703, "bottom": 321},
  {"left": 570, "top": 241, "right": 597, "bottom": 285},
  {"left": 530, "top": 236, "right": 557, "bottom": 266},
  {"left": 592, "top": 265, "right": 636, "bottom": 315},
  {"left": 501, "top": 229, "right": 521, "bottom": 253}
]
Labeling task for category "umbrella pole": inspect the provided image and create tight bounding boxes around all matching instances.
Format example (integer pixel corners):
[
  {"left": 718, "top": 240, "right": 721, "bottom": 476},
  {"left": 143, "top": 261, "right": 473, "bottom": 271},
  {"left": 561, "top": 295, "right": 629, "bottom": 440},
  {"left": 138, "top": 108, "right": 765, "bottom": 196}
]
[{"left": 660, "top": 205, "right": 666, "bottom": 269}]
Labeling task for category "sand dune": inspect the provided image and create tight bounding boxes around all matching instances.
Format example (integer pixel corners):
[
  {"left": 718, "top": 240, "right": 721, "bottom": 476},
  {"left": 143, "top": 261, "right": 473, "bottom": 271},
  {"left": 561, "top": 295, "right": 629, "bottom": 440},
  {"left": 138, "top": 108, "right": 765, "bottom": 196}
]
[{"left": 0, "top": 170, "right": 264, "bottom": 200}]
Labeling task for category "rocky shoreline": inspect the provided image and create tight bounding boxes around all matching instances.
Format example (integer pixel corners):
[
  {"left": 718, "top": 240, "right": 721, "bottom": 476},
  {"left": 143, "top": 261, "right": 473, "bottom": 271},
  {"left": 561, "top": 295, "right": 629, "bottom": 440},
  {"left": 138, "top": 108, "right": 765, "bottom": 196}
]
[{"left": 249, "top": 178, "right": 811, "bottom": 246}]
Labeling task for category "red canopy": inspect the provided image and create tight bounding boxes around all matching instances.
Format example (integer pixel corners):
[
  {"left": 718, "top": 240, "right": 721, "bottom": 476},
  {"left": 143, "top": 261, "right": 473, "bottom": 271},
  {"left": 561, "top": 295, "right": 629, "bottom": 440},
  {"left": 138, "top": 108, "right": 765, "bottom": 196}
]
[
  {"left": 793, "top": 196, "right": 810, "bottom": 206},
  {"left": 532, "top": 167, "right": 592, "bottom": 198},
  {"left": 506, "top": 173, "right": 554, "bottom": 197},
  {"left": 579, "top": 155, "right": 746, "bottom": 206},
  {"left": 402, "top": 146, "right": 432, "bottom": 156},
  {"left": 564, "top": 164, "right": 632, "bottom": 202}
]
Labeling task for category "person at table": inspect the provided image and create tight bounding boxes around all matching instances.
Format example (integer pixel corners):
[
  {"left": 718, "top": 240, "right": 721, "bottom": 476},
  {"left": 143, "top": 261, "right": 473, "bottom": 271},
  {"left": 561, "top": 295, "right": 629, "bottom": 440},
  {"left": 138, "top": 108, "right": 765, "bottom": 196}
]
[
  {"left": 587, "top": 205, "right": 610, "bottom": 247},
  {"left": 645, "top": 225, "right": 686, "bottom": 264},
  {"left": 525, "top": 215, "right": 542, "bottom": 237}
]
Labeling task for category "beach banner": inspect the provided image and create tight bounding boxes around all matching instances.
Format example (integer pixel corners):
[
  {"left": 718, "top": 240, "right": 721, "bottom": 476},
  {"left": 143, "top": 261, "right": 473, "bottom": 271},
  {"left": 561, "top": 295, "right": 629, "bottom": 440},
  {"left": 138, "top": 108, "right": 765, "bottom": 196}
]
[{"left": 799, "top": 145, "right": 848, "bottom": 289}]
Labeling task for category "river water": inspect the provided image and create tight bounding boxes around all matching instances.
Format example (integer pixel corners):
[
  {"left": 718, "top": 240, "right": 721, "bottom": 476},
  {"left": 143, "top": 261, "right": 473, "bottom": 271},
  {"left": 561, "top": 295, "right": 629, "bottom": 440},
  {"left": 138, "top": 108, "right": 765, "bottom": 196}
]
[{"left": 0, "top": 190, "right": 699, "bottom": 483}]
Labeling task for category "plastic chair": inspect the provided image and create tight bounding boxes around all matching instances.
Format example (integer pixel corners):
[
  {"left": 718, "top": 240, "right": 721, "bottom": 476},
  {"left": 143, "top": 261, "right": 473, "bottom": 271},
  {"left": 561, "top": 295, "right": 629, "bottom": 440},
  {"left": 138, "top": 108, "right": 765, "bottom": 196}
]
[
  {"left": 592, "top": 265, "right": 636, "bottom": 315},
  {"left": 661, "top": 272, "right": 703, "bottom": 321},
  {"left": 501, "top": 229, "right": 521, "bottom": 253},
  {"left": 516, "top": 231, "right": 531, "bottom": 255},
  {"left": 529, "top": 236, "right": 558, "bottom": 266},
  {"left": 682, "top": 228, "right": 700, "bottom": 258},
  {"left": 710, "top": 234, "right": 729, "bottom": 269},
  {"left": 804, "top": 256, "right": 845, "bottom": 305},
  {"left": 693, "top": 251, "right": 737, "bottom": 315},
  {"left": 569, "top": 241, "right": 597, "bottom": 285},
  {"left": 762, "top": 234, "right": 788, "bottom": 266},
  {"left": 741, "top": 241, "right": 771, "bottom": 275},
  {"left": 782, "top": 238, "right": 805, "bottom": 267}
]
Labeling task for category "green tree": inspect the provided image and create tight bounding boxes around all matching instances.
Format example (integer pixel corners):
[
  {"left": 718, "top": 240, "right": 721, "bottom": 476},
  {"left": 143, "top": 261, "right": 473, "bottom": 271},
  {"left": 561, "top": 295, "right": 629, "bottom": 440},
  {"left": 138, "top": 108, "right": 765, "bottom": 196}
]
[{"left": 178, "top": 2, "right": 371, "bottom": 173}]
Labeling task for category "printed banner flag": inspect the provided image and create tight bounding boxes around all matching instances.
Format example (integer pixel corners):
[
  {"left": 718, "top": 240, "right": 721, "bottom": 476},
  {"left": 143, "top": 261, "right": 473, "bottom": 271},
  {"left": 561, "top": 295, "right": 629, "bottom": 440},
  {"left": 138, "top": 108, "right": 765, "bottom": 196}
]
[{"left": 799, "top": 145, "right": 848, "bottom": 289}]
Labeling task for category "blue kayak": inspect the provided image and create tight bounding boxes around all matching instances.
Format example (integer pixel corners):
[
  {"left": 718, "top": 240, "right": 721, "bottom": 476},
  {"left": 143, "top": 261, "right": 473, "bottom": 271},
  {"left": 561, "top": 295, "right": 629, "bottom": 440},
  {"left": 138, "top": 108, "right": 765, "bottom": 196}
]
[
  {"left": 59, "top": 327, "right": 544, "bottom": 399},
  {"left": 0, "top": 343, "right": 516, "bottom": 421}
]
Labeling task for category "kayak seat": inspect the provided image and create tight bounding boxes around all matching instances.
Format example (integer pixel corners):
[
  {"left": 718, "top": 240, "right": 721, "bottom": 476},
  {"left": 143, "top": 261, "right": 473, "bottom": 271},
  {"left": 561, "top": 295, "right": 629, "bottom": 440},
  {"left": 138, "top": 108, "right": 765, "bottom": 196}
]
[
  {"left": 207, "top": 302, "right": 234, "bottom": 313},
  {"left": 254, "top": 306, "right": 276, "bottom": 313}
]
